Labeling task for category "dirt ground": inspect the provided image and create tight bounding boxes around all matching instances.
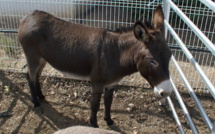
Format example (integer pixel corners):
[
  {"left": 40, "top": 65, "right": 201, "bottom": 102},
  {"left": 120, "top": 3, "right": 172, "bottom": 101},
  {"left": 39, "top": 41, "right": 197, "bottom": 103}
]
[{"left": 0, "top": 70, "right": 214, "bottom": 134}]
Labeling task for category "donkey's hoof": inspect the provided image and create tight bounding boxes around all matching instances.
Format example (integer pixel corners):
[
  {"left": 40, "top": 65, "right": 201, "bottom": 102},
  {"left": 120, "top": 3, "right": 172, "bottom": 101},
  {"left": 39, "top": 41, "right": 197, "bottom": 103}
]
[
  {"left": 31, "top": 100, "right": 40, "bottom": 108},
  {"left": 105, "top": 118, "right": 114, "bottom": 126},
  {"left": 107, "top": 120, "right": 114, "bottom": 126},
  {"left": 91, "top": 124, "right": 99, "bottom": 128},
  {"left": 38, "top": 95, "right": 45, "bottom": 100},
  {"left": 90, "top": 119, "right": 99, "bottom": 128},
  {"left": 34, "top": 103, "right": 40, "bottom": 108}
]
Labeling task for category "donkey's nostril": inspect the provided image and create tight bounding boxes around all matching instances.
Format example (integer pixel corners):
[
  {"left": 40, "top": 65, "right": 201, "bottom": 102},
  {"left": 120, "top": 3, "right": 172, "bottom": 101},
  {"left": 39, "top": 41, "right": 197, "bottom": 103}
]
[
  {"left": 158, "top": 89, "right": 164, "bottom": 97},
  {"left": 160, "top": 92, "right": 164, "bottom": 97}
]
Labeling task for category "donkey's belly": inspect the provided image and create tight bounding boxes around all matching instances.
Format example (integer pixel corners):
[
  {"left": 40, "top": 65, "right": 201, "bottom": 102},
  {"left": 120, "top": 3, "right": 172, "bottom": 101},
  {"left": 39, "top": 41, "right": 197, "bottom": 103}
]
[
  {"left": 58, "top": 69, "right": 91, "bottom": 81},
  {"left": 56, "top": 67, "right": 122, "bottom": 87}
]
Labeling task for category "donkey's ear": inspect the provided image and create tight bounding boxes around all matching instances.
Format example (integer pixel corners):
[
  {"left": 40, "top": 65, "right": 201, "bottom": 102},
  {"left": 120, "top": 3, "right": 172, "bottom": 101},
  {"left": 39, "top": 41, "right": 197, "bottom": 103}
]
[
  {"left": 153, "top": 5, "right": 164, "bottom": 32},
  {"left": 134, "top": 21, "right": 150, "bottom": 42}
]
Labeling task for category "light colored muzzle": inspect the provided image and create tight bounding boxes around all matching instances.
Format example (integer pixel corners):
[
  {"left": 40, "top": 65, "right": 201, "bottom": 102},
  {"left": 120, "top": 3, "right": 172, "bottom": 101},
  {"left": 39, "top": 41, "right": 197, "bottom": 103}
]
[{"left": 154, "top": 79, "right": 172, "bottom": 99}]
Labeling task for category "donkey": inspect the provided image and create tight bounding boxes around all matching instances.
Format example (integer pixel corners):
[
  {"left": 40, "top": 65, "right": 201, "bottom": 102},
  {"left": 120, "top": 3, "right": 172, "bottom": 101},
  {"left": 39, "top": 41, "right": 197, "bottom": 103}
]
[{"left": 18, "top": 5, "right": 172, "bottom": 128}]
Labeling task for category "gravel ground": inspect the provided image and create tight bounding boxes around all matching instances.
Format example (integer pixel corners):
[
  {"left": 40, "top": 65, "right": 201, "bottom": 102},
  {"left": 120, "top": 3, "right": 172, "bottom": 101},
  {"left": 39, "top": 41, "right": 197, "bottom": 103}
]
[{"left": 0, "top": 70, "right": 214, "bottom": 134}]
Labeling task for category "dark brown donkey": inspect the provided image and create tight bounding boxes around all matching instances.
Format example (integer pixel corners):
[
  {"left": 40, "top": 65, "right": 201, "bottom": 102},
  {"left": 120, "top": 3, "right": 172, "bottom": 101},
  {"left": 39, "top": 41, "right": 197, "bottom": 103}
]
[{"left": 18, "top": 5, "right": 172, "bottom": 128}]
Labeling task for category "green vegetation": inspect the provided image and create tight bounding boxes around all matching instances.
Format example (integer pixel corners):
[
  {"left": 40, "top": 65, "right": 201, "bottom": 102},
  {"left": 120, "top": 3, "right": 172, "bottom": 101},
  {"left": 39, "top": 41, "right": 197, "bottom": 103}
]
[{"left": 0, "top": 33, "right": 19, "bottom": 58}]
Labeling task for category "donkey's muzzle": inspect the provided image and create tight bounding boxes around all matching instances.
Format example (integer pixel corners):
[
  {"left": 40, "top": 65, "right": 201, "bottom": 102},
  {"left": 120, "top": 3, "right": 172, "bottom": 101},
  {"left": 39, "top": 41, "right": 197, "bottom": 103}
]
[{"left": 154, "top": 79, "right": 172, "bottom": 99}]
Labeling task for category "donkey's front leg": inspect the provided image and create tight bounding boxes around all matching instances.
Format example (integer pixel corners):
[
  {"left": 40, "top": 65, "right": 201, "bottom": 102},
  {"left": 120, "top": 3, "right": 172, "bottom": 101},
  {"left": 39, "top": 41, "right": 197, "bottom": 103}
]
[
  {"left": 90, "top": 84, "right": 103, "bottom": 128},
  {"left": 104, "top": 87, "right": 114, "bottom": 126}
]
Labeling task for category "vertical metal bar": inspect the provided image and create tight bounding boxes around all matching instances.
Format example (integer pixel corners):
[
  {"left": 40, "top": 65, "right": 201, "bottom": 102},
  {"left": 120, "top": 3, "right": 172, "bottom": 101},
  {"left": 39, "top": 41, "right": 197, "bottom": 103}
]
[
  {"left": 170, "top": 59, "right": 199, "bottom": 134},
  {"left": 101, "top": 0, "right": 104, "bottom": 28},
  {"left": 109, "top": 0, "right": 112, "bottom": 29},
  {"left": 117, "top": 0, "right": 120, "bottom": 28},
  {"left": 212, "top": 121, "right": 215, "bottom": 134},
  {"left": 121, "top": 0, "right": 125, "bottom": 27},
  {"left": 90, "top": 0, "right": 92, "bottom": 26},
  {"left": 97, "top": 0, "right": 100, "bottom": 28},
  {"left": 162, "top": 2, "right": 198, "bottom": 133},
  {"left": 130, "top": 0, "right": 133, "bottom": 26},
  {"left": 75, "top": 0, "right": 77, "bottom": 24},
  {"left": 162, "top": 0, "right": 170, "bottom": 39},
  {"left": 113, "top": 0, "right": 116, "bottom": 29},
  {"left": 106, "top": 0, "right": 108, "bottom": 29},
  {"left": 167, "top": 97, "right": 185, "bottom": 134},
  {"left": 125, "top": 0, "right": 129, "bottom": 26}
]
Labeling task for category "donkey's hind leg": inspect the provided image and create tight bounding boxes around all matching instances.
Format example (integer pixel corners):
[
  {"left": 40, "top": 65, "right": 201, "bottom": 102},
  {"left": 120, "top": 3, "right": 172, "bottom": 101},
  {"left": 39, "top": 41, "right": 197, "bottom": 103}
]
[
  {"left": 26, "top": 57, "right": 46, "bottom": 107},
  {"left": 35, "top": 60, "right": 46, "bottom": 100}
]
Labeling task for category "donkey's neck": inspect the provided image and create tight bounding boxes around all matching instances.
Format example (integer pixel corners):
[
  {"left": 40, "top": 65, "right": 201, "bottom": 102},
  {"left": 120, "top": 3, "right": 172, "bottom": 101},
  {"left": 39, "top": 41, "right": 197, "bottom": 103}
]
[
  {"left": 118, "top": 32, "right": 139, "bottom": 74},
  {"left": 102, "top": 31, "right": 139, "bottom": 79}
]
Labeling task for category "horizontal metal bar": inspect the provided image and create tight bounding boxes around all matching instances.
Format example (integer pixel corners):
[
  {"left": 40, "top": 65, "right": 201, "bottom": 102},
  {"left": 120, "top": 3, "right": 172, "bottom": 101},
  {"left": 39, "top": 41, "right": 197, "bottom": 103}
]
[
  {"left": 167, "top": 96, "right": 186, "bottom": 134},
  {"left": 165, "top": 20, "right": 215, "bottom": 100},
  {"left": 0, "top": 0, "right": 156, "bottom": 7},
  {"left": 165, "top": 20, "right": 214, "bottom": 132},
  {"left": 170, "top": 74, "right": 198, "bottom": 134},
  {"left": 0, "top": 29, "right": 18, "bottom": 33},
  {"left": 199, "top": 0, "right": 215, "bottom": 12},
  {"left": 169, "top": 45, "right": 211, "bottom": 53},
  {"left": 172, "top": 28, "right": 215, "bottom": 35},
  {"left": 166, "top": 0, "right": 215, "bottom": 56}
]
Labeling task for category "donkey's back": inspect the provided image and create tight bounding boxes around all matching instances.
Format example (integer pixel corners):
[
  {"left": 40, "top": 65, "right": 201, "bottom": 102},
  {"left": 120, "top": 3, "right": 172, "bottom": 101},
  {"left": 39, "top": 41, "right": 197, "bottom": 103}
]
[{"left": 18, "top": 10, "right": 104, "bottom": 78}]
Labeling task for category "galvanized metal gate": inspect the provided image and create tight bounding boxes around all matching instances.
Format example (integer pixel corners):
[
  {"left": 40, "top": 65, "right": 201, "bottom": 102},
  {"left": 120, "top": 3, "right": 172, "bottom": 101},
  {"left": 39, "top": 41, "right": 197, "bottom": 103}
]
[{"left": 162, "top": 0, "right": 215, "bottom": 133}]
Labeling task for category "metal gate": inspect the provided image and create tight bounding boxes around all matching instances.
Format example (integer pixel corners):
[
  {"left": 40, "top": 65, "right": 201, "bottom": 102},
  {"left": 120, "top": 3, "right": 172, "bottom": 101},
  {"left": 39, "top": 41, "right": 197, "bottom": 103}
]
[{"left": 162, "top": 0, "right": 215, "bottom": 133}]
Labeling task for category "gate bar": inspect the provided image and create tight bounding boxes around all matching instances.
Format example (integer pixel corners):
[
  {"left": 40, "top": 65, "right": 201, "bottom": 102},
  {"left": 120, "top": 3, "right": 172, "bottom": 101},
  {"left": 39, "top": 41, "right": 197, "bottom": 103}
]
[
  {"left": 169, "top": 74, "right": 198, "bottom": 134},
  {"left": 165, "top": 21, "right": 214, "bottom": 132},
  {"left": 167, "top": 96, "right": 185, "bottom": 134},
  {"left": 199, "top": 0, "right": 215, "bottom": 12}
]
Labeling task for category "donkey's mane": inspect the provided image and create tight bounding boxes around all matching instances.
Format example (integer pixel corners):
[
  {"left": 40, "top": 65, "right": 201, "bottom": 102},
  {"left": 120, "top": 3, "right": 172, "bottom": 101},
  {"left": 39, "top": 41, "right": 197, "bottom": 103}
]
[
  {"left": 114, "top": 26, "right": 134, "bottom": 33},
  {"left": 113, "top": 20, "right": 153, "bottom": 34}
]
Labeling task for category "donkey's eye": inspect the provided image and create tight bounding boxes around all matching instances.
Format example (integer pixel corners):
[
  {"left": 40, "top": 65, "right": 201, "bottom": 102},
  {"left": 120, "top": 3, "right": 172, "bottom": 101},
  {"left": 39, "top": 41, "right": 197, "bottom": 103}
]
[{"left": 148, "top": 59, "right": 158, "bottom": 66}]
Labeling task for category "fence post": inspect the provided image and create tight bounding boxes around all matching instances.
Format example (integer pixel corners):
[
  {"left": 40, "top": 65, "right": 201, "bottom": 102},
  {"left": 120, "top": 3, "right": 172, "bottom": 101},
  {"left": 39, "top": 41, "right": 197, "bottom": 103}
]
[
  {"left": 212, "top": 121, "right": 215, "bottom": 134},
  {"left": 162, "top": 0, "right": 170, "bottom": 39}
]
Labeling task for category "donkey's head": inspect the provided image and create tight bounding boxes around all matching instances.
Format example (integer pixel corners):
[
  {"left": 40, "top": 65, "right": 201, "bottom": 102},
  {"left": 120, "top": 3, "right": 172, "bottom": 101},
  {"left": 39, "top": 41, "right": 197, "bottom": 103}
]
[{"left": 134, "top": 6, "right": 172, "bottom": 99}]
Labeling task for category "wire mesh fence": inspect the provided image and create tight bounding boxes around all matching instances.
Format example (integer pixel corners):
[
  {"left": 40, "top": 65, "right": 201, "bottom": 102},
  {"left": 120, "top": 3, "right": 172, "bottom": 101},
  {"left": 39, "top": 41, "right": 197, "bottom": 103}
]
[
  {"left": 166, "top": 0, "right": 215, "bottom": 92},
  {"left": 0, "top": 0, "right": 214, "bottom": 91}
]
